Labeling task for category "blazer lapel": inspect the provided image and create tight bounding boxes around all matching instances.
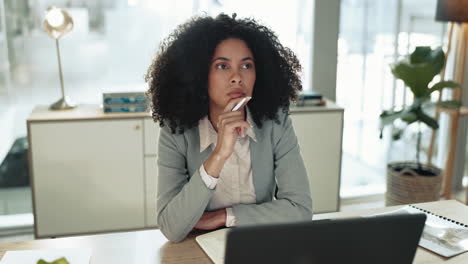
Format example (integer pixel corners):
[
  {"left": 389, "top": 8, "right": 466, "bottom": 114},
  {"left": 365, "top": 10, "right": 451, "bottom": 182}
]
[
  {"left": 249, "top": 123, "right": 264, "bottom": 202},
  {"left": 187, "top": 126, "right": 212, "bottom": 176}
]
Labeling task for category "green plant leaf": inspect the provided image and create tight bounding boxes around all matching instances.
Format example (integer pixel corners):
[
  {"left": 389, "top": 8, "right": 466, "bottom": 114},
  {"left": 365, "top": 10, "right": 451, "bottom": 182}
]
[
  {"left": 438, "top": 100, "right": 462, "bottom": 109},
  {"left": 410, "top": 46, "right": 432, "bottom": 63},
  {"left": 391, "top": 62, "right": 436, "bottom": 97},
  {"left": 411, "top": 97, "right": 427, "bottom": 108},
  {"left": 410, "top": 46, "right": 445, "bottom": 75},
  {"left": 392, "top": 47, "right": 446, "bottom": 98},
  {"left": 380, "top": 110, "right": 402, "bottom": 139},
  {"left": 415, "top": 109, "right": 439, "bottom": 129},
  {"left": 380, "top": 110, "right": 403, "bottom": 127},
  {"left": 379, "top": 109, "right": 418, "bottom": 140},
  {"left": 428, "top": 81, "right": 460, "bottom": 95},
  {"left": 401, "top": 110, "right": 418, "bottom": 123},
  {"left": 382, "top": 46, "right": 454, "bottom": 144}
]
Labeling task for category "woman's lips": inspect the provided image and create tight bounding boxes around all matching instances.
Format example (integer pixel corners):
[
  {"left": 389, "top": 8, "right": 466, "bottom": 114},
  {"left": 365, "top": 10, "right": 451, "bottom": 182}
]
[{"left": 228, "top": 92, "right": 246, "bottom": 98}]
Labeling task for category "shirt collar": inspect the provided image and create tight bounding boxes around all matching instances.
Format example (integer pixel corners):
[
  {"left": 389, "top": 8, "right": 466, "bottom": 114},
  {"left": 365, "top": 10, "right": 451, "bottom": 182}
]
[{"left": 199, "top": 107, "right": 257, "bottom": 152}]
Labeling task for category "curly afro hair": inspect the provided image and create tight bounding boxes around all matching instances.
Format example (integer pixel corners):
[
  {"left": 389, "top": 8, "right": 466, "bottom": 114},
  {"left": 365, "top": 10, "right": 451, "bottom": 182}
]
[{"left": 145, "top": 13, "right": 302, "bottom": 134}]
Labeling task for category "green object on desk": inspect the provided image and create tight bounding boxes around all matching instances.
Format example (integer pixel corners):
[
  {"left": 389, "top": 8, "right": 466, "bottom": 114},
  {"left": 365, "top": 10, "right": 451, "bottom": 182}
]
[{"left": 37, "top": 257, "right": 70, "bottom": 264}]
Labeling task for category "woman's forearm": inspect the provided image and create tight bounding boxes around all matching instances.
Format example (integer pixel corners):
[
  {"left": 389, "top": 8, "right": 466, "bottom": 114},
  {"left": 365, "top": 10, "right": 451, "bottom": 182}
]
[
  {"left": 203, "top": 150, "right": 227, "bottom": 178},
  {"left": 157, "top": 170, "right": 214, "bottom": 242},
  {"left": 194, "top": 209, "right": 227, "bottom": 230}
]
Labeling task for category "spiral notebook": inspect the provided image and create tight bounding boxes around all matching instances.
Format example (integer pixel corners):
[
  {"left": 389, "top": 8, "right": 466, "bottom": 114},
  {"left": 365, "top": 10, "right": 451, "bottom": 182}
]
[{"left": 377, "top": 205, "right": 468, "bottom": 258}]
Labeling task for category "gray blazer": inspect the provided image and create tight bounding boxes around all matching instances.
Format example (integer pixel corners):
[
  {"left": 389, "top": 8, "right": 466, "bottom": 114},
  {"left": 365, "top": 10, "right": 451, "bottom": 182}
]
[{"left": 156, "top": 110, "right": 313, "bottom": 242}]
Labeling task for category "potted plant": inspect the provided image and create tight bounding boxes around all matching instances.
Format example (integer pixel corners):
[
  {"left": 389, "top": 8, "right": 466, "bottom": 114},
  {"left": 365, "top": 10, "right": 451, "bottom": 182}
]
[{"left": 379, "top": 46, "right": 460, "bottom": 206}]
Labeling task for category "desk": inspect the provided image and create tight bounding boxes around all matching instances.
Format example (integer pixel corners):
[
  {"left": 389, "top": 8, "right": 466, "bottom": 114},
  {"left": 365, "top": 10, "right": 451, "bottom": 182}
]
[
  {"left": 0, "top": 200, "right": 467, "bottom": 263},
  {"left": 0, "top": 230, "right": 210, "bottom": 263}
]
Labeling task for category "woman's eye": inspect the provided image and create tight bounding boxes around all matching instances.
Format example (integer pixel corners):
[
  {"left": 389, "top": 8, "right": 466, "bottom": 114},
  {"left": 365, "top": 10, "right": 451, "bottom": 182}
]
[
  {"left": 242, "top": 63, "right": 254, "bottom": 69},
  {"left": 216, "top": 64, "right": 228, "bottom": 69}
]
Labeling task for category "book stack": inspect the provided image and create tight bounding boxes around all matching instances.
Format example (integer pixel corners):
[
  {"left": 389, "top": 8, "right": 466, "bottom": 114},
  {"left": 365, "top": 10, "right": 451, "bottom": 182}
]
[
  {"left": 294, "top": 92, "right": 325, "bottom": 107},
  {"left": 103, "top": 91, "right": 148, "bottom": 113}
]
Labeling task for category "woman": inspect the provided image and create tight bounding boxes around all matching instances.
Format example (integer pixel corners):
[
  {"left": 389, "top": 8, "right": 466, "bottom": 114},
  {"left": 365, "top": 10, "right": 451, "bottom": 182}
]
[{"left": 146, "top": 13, "right": 312, "bottom": 242}]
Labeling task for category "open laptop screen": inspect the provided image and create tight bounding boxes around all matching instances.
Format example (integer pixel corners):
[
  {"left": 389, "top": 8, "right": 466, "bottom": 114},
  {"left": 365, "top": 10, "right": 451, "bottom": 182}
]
[{"left": 224, "top": 214, "right": 426, "bottom": 264}]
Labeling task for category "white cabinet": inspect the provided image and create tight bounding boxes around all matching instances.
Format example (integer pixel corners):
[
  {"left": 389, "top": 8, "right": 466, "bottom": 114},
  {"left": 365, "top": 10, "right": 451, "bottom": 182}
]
[
  {"left": 28, "top": 103, "right": 343, "bottom": 238},
  {"left": 28, "top": 106, "right": 160, "bottom": 238},
  {"left": 29, "top": 119, "right": 148, "bottom": 237},
  {"left": 290, "top": 110, "right": 343, "bottom": 213},
  {"left": 143, "top": 118, "right": 159, "bottom": 155}
]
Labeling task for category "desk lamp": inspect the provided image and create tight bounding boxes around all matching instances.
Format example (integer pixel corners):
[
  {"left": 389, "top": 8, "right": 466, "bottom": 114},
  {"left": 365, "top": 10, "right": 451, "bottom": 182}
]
[{"left": 43, "top": 7, "right": 75, "bottom": 110}]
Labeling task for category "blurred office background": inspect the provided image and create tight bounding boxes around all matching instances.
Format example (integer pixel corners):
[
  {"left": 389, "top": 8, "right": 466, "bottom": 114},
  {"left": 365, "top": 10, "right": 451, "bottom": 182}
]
[
  {"left": 1, "top": 0, "right": 314, "bottom": 215},
  {"left": 0, "top": 0, "right": 465, "bottom": 237}
]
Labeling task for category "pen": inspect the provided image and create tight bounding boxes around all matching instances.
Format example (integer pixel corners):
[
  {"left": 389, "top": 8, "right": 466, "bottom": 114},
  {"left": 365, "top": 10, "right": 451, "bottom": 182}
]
[
  {"left": 231, "top": 96, "right": 251, "bottom": 111},
  {"left": 230, "top": 96, "right": 251, "bottom": 137}
]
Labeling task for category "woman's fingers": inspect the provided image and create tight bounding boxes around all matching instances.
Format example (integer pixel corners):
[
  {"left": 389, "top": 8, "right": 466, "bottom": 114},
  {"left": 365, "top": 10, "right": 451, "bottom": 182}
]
[
  {"left": 223, "top": 120, "right": 252, "bottom": 133},
  {"left": 217, "top": 111, "right": 243, "bottom": 125},
  {"left": 223, "top": 96, "right": 251, "bottom": 113},
  {"left": 213, "top": 96, "right": 252, "bottom": 160},
  {"left": 217, "top": 114, "right": 243, "bottom": 129}
]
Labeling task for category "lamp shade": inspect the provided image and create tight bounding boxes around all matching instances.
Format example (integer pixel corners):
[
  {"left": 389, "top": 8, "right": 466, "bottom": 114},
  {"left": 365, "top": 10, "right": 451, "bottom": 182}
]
[
  {"left": 436, "top": 0, "right": 468, "bottom": 22},
  {"left": 436, "top": 0, "right": 468, "bottom": 23},
  {"left": 43, "top": 7, "right": 73, "bottom": 39}
]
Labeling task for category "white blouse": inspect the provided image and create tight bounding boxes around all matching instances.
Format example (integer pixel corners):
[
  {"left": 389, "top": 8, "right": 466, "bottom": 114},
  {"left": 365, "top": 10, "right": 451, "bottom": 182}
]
[{"left": 198, "top": 109, "right": 257, "bottom": 227}]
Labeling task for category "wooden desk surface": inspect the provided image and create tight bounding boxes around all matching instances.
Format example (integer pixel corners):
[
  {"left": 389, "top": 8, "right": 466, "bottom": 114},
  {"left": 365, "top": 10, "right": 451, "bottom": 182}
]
[
  {"left": 0, "top": 200, "right": 467, "bottom": 263},
  {"left": 0, "top": 229, "right": 211, "bottom": 264}
]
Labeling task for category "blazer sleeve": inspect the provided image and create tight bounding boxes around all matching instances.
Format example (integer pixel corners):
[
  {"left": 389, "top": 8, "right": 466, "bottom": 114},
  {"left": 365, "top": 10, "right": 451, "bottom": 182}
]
[
  {"left": 156, "top": 126, "right": 214, "bottom": 242},
  {"left": 231, "top": 111, "right": 313, "bottom": 225}
]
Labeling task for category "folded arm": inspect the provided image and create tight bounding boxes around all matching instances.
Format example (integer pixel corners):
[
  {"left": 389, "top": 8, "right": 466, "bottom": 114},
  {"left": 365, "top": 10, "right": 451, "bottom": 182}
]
[{"left": 156, "top": 127, "right": 215, "bottom": 242}]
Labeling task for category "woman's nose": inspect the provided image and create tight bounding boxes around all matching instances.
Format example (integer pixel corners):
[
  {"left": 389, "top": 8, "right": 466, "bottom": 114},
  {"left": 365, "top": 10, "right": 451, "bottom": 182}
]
[{"left": 230, "top": 72, "right": 242, "bottom": 84}]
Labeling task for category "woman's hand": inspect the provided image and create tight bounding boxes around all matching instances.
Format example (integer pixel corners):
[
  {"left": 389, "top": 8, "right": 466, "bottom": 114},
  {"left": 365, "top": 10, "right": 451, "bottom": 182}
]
[
  {"left": 194, "top": 209, "right": 227, "bottom": 230},
  {"left": 213, "top": 97, "right": 252, "bottom": 161},
  {"left": 203, "top": 96, "right": 251, "bottom": 178}
]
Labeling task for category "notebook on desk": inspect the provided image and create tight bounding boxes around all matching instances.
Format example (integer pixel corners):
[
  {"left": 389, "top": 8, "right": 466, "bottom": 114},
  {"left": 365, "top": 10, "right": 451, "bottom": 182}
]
[
  {"left": 196, "top": 214, "right": 426, "bottom": 264},
  {"left": 375, "top": 205, "right": 468, "bottom": 257}
]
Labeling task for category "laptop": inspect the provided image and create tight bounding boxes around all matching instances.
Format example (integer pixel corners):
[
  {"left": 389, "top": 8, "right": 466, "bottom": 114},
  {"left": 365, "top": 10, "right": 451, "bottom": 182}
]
[{"left": 223, "top": 214, "right": 426, "bottom": 264}]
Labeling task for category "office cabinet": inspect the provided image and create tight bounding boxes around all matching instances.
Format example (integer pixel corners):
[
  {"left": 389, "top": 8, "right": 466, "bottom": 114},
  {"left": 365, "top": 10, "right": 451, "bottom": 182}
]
[
  {"left": 291, "top": 111, "right": 342, "bottom": 213},
  {"left": 28, "top": 103, "right": 343, "bottom": 238},
  {"left": 28, "top": 106, "right": 159, "bottom": 238},
  {"left": 29, "top": 118, "right": 148, "bottom": 237}
]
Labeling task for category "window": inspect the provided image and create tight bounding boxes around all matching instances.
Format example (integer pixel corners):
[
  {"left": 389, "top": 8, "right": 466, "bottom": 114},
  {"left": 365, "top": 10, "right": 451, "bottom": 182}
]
[
  {"left": 5, "top": 0, "right": 314, "bottom": 103},
  {"left": 337, "top": 0, "right": 447, "bottom": 197}
]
